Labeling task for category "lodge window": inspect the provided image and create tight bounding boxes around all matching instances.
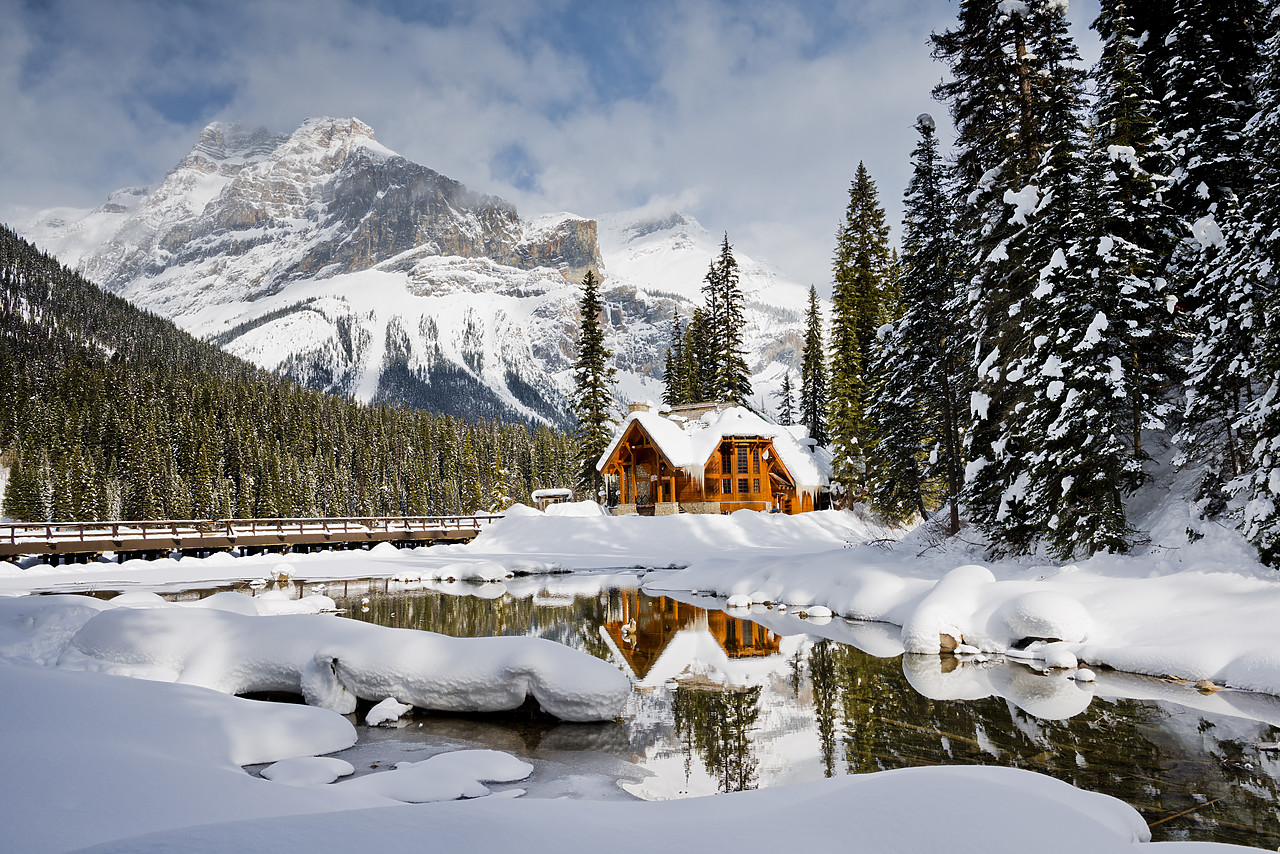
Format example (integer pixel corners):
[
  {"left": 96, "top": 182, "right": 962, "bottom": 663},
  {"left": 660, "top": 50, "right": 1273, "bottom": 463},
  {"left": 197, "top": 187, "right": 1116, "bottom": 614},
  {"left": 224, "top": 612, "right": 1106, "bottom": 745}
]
[
  {"left": 753, "top": 478, "right": 760, "bottom": 494},
  {"left": 753, "top": 450, "right": 760, "bottom": 475},
  {"left": 738, "top": 478, "right": 749, "bottom": 494},
  {"left": 723, "top": 478, "right": 732, "bottom": 494},
  {"left": 721, "top": 449, "right": 732, "bottom": 474},
  {"left": 737, "top": 446, "right": 749, "bottom": 474}
]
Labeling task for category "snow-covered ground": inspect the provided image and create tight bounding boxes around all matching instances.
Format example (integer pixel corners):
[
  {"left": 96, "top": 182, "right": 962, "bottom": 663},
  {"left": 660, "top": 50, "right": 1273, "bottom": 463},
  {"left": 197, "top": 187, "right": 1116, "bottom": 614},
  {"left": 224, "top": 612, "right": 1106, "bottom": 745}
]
[{"left": 3, "top": 502, "right": 1279, "bottom": 851}]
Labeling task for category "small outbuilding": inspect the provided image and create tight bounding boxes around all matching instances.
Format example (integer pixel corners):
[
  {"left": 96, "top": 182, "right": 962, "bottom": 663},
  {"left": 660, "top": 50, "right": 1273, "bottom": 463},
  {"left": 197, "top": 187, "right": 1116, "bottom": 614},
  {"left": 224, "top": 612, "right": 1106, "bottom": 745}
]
[
  {"left": 595, "top": 401, "right": 831, "bottom": 516},
  {"left": 531, "top": 488, "right": 574, "bottom": 511}
]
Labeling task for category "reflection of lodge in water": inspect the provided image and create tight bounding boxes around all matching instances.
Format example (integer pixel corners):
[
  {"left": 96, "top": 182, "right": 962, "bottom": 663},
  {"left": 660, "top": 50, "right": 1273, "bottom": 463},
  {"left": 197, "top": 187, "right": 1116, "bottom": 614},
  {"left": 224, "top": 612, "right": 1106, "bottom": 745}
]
[{"left": 602, "top": 590, "right": 781, "bottom": 684}]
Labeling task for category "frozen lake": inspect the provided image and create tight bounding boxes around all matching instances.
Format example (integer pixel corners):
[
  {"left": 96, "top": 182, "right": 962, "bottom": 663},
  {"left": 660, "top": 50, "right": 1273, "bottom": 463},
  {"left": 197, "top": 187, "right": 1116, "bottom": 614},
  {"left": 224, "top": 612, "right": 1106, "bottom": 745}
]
[{"left": 88, "top": 571, "right": 1280, "bottom": 849}]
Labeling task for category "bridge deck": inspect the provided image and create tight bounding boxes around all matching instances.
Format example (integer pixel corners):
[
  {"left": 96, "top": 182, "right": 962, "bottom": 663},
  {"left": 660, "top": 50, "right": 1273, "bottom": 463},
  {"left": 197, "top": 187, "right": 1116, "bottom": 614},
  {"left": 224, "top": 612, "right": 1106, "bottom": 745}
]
[{"left": 0, "top": 516, "right": 502, "bottom": 561}]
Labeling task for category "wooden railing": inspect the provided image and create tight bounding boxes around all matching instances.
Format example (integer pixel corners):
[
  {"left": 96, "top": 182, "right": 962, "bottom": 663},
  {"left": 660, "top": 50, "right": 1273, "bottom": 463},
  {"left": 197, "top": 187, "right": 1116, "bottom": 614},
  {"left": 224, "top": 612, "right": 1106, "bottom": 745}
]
[{"left": 0, "top": 515, "right": 504, "bottom": 560}]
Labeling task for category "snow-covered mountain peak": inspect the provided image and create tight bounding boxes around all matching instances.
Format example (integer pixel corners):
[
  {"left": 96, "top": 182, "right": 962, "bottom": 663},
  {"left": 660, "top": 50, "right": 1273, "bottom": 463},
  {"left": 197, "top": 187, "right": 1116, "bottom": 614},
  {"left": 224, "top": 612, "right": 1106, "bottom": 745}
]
[
  {"left": 17, "top": 120, "right": 811, "bottom": 426},
  {"left": 187, "top": 121, "right": 288, "bottom": 166}
]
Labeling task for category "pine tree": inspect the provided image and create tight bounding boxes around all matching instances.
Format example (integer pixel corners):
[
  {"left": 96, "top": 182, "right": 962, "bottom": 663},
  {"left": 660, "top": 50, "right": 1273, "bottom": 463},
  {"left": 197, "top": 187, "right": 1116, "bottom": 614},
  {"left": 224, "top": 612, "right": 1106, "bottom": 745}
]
[
  {"left": 935, "top": 0, "right": 1094, "bottom": 552},
  {"left": 684, "top": 306, "right": 716, "bottom": 404},
  {"left": 867, "top": 114, "right": 968, "bottom": 532},
  {"left": 829, "top": 162, "right": 891, "bottom": 504},
  {"left": 799, "top": 286, "right": 829, "bottom": 447},
  {"left": 712, "top": 234, "right": 753, "bottom": 406},
  {"left": 774, "top": 373, "right": 795, "bottom": 426},
  {"left": 1157, "top": 0, "right": 1261, "bottom": 230},
  {"left": 1210, "top": 0, "right": 1280, "bottom": 564},
  {"left": 663, "top": 316, "right": 689, "bottom": 406},
  {"left": 570, "top": 269, "right": 617, "bottom": 499}
]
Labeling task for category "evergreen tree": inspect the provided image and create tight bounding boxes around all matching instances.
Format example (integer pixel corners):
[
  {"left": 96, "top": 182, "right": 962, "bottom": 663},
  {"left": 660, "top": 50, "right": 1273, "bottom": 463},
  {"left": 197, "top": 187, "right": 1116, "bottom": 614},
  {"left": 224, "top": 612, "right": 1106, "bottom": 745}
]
[
  {"left": 935, "top": 0, "right": 1097, "bottom": 552},
  {"left": 867, "top": 114, "right": 968, "bottom": 532},
  {"left": 1157, "top": 0, "right": 1261, "bottom": 230},
  {"left": 799, "top": 286, "right": 829, "bottom": 447},
  {"left": 829, "top": 162, "right": 891, "bottom": 504},
  {"left": 711, "top": 234, "right": 753, "bottom": 405},
  {"left": 663, "top": 316, "right": 689, "bottom": 406},
  {"left": 1208, "top": 0, "right": 1280, "bottom": 563},
  {"left": 773, "top": 373, "right": 795, "bottom": 426},
  {"left": 684, "top": 306, "right": 716, "bottom": 404},
  {"left": 570, "top": 269, "right": 617, "bottom": 499}
]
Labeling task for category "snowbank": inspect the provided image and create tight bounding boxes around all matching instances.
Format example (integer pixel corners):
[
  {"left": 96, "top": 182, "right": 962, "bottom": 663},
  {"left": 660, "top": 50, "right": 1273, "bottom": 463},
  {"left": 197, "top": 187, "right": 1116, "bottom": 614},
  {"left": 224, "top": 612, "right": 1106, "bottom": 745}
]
[
  {"left": 8, "top": 652, "right": 1236, "bottom": 854},
  {"left": 0, "top": 593, "right": 628, "bottom": 722}
]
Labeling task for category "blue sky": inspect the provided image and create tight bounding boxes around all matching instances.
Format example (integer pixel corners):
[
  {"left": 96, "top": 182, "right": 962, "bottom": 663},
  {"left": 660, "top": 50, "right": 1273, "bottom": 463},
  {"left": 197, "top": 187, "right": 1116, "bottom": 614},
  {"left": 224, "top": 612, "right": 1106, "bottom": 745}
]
[{"left": 1, "top": 0, "right": 1101, "bottom": 289}]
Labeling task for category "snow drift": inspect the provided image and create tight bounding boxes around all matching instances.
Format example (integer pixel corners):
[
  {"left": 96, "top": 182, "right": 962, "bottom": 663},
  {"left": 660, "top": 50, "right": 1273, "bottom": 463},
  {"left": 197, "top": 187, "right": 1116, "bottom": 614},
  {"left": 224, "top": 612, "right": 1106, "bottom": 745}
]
[{"left": 0, "top": 593, "right": 628, "bottom": 722}]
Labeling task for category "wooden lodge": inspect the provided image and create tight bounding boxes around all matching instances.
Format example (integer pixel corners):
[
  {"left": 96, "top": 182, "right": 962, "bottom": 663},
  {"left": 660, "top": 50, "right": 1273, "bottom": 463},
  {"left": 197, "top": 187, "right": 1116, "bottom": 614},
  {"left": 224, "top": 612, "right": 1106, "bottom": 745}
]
[{"left": 596, "top": 401, "right": 830, "bottom": 516}]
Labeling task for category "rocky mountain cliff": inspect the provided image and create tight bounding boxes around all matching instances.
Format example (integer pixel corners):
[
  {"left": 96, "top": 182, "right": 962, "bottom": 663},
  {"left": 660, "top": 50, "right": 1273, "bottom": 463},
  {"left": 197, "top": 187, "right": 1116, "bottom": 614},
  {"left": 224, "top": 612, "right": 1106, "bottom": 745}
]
[{"left": 21, "top": 118, "right": 809, "bottom": 427}]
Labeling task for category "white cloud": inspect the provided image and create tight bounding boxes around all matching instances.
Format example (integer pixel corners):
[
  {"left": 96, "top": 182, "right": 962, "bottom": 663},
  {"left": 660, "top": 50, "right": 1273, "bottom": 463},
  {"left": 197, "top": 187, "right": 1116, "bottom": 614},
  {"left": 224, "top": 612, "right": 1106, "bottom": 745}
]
[{"left": 2, "top": 0, "right": 1103, "bottom": 291}]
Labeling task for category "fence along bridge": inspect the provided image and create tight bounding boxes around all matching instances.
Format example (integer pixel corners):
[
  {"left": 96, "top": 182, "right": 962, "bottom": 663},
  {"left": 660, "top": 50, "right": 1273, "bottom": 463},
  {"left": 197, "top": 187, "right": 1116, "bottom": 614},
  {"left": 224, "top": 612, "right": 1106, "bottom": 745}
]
[{"left": 0, "top": 515, "right": 503, "bottom": 564}]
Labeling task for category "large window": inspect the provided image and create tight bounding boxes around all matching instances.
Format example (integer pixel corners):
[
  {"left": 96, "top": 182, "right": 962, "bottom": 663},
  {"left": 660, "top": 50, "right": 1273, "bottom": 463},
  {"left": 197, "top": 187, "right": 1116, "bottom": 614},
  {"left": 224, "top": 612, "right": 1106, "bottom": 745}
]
[
  {"left": 738, "top": 478, "right": 749, "bottom": 495},
  {"left": 737, "top": 446, "right": 749, "bottom": 474},
  {"left": 721, "top": 448, "right": 732, "bottom": 474},
  {"left": 723, "top": 478, "right": 732, "bottom": 495}
]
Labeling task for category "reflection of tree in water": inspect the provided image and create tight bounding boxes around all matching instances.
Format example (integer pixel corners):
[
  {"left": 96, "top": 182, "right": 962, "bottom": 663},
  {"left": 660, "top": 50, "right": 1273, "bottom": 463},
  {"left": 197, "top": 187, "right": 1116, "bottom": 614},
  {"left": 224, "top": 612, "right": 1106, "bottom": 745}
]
[
  {"left": 672, "top": 684, "right": 762, "bottom": 793},
  {"left": 804, "top": 643, "right": 1280, "bottom": 848},
  {"left": 808, "top": 640, "right": 838, "bottom": 777},
  {"left": 334, "top": 586, "right": 613, "bottom": 660}
]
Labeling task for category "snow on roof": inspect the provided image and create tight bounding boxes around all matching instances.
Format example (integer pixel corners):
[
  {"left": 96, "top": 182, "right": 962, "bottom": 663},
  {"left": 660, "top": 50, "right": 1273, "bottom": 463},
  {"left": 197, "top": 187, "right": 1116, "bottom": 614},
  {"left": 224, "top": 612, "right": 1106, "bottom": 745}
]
[{"left": 596, "top": 405, "right": 830, "bottom": 487}]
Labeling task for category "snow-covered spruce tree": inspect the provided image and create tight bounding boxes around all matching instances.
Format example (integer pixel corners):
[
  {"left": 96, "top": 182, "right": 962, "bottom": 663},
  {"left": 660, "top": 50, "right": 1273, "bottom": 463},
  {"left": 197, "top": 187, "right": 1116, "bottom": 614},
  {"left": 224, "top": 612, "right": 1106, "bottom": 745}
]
[
  {"left": 1089, "top": 0, "right": 1183, "bottom": 461},
  {"left": 1175, "top": 0, "right": 1267, "bottom": 503},
  {"left": 774, "top": 372, "right": 795, "bottom": 426},
  {"left": 993, "top": 0, "right": 1184, "bottom": 558},
  {"left": 683, "top": 306, "right": 716, "bottom": 403},
  {"left": 662, "top": 315, "right": 689, "bottom": 406},
  {"left": 829, "top": 162, "right": 892, "bottom": 505},
  {"left": 800, "top": 285, "right": 829, "bottom": 447},
  {"left": 704, "top": 234, "right": 753, "bottom": 406},
  {"left": 933, "top": 0, "right": 1069, "bottom": 551},
  {"left": 867, "top": 114, "right": 968, "bottom": 532},
  {"left": 1211, "top": 0, "right": 1280, "bottom": 564},
  {"left": 1157, "top": 0, "right": 1261, "bottom": 230},
  {"left": 570, "top": 269, "right": 617, "bottom": 500}
]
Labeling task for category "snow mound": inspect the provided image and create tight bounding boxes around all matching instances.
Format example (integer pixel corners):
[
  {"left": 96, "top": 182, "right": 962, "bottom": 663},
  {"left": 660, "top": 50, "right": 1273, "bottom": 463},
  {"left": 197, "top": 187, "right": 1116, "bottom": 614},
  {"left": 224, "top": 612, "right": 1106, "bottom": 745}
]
[
  {"left": 423, "top": 561, "right": 511, "bottom": 582},
  {"left": 993, "top": 591, "right": 1091, "bottom": 645},
  {"left": 901, "top": 565, "right": 995, "bottom": 654},
  {"left": 261, "top": 756, "right": 355, "bottom": 785},
  {"left": 339, "top": 749, "right": 532, "bottom": 803},
  {"left": 9, "top": 596, "right": 628, "bottom": 721},
  {"left": 366, "top": 697, "right": 414, "bottom": 726},
  {"left": 545, "top": 500, "right": 609, "bottom": 517}
]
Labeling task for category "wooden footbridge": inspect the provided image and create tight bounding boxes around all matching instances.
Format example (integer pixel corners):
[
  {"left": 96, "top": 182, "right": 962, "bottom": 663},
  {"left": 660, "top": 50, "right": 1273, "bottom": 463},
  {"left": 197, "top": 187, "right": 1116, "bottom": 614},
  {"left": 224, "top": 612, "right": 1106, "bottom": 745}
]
[{"left": 0, "top": 515, "right": 503, "bottom": 564}]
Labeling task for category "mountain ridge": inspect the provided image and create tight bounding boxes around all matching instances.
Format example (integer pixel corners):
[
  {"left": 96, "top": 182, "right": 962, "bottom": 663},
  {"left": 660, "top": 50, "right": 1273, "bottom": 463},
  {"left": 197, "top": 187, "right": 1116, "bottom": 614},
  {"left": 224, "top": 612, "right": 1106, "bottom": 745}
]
[{"left": 19, "top": 117, "right": 814, "bottom": 426}]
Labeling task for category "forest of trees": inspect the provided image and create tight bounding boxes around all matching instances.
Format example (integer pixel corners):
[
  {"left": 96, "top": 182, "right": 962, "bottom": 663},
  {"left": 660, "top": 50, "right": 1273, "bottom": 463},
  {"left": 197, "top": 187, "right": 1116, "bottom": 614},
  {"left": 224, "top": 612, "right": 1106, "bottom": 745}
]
[
  {"left": 791, "top": 0, "right": 1280, "bottom": 564},
  {"left": 0, "top": 225, "right": 578, "bottom": 523}
]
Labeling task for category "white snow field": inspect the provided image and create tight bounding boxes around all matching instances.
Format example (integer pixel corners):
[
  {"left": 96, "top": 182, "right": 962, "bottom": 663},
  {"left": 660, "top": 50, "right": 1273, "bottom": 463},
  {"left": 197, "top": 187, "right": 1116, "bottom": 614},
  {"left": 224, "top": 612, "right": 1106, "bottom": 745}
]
[{"left": 2, "top": 503, "right": 1279, "bottom": 852}]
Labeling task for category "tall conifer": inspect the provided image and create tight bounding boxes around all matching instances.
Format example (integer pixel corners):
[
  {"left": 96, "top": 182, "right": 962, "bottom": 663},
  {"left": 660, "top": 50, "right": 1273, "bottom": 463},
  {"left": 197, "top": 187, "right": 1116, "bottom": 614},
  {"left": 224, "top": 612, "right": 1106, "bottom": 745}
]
[
  {"left": 570, "top": 269, "right": 617, "bottom": 500},
  {"left": 829, "top": 162, "right": 891, "bottom": 504},
  {"left": 799, "top": 286, "right": 828, "bottom": 447}
]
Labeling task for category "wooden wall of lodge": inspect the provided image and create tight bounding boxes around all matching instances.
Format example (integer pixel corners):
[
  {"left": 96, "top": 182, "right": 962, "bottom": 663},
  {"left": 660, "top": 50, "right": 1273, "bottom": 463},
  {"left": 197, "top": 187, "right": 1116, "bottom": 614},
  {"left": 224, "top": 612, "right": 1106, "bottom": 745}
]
[{"left": 608, "top": 432, "right": 813, "bottom": 514}]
